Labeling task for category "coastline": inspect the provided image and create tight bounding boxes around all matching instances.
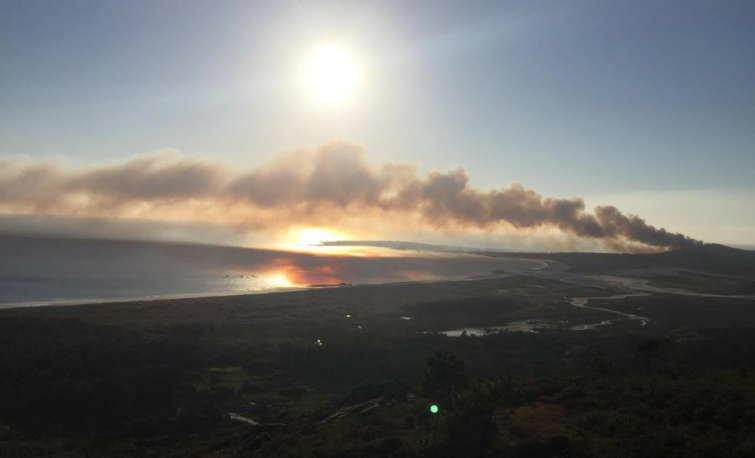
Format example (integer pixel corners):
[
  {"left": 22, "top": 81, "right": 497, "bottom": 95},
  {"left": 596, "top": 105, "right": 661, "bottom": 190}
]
[
  {"left": 0, "top": 272, "right": 519, "bottom": 311},
  {"left": 0, "top": 286, "right": 308, "bottom": 311}
]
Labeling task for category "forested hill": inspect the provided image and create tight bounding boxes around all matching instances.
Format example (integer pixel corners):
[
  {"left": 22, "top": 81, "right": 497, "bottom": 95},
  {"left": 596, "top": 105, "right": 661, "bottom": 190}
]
[{"left": 489, "top": 243, "right": 755, "bottom": 278}]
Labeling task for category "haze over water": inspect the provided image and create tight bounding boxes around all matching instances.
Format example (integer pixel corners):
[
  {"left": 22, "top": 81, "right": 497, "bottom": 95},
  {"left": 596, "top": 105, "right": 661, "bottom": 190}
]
[{"left": 0, "top": 236, "right": 541, "bottom": 308}]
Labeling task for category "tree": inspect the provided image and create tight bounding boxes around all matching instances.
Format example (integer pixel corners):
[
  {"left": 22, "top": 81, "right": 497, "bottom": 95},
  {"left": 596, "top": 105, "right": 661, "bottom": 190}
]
[
  {"left": 449, "top": 377, "right": 519, "bottom": 452},
  {"left": 421, "top": 351, "right": 467, "bottom": 407},
  {"left": 415, "top": 376, "right": 522, "bottom": 458},
  {"left": 637, "top": 339, "right": 662, "bottom": 374}
]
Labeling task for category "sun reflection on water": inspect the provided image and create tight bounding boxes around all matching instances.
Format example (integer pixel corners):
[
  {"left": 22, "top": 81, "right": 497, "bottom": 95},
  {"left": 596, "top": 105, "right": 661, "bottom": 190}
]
[{"left": 264, "top": 272, "right": 295, "bottom": 288}]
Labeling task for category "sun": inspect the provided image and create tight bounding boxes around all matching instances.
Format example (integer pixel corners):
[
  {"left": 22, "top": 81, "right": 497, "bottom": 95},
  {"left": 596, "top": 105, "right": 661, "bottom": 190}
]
[{"left": 303, "top": 44, "right": 360, "bottom": 103}]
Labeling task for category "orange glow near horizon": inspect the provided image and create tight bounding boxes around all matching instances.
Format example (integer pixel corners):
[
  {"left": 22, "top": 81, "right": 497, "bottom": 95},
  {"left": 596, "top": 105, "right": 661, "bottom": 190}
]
[
  {"left": 263, "top": 264, "right": 341, "bottom": 287},
  {"left": 295, "top": 228, "right": 342, "bottom": 246},
  {"left": 263, "top": 272, "right": 293, "bottom": 288},
  {"left": 273, "top": 227, "right": 369, "bottom": 256}
]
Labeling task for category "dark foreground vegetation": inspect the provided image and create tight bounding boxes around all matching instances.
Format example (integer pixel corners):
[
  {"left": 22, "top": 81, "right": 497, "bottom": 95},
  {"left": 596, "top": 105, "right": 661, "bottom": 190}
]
[{"left": 2, "top": 306, "right": 755, "bottom": 456}]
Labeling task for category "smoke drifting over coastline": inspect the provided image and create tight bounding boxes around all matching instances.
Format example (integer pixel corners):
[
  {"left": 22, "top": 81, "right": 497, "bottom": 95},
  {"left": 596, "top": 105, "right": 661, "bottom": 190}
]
[{"left": 0, "top": 141, "right": 701, "bottom": 252}]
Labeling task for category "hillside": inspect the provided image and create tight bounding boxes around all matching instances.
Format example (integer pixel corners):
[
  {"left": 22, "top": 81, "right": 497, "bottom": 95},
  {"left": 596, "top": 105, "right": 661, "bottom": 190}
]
[{"left": 489, "top": 243, "right": 755, "bottom": 278}]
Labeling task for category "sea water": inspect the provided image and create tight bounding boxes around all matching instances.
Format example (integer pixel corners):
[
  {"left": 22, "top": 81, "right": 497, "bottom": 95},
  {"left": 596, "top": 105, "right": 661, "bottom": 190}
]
[{"left": 0, "top": 236, "right": 543, "bottom": 308}]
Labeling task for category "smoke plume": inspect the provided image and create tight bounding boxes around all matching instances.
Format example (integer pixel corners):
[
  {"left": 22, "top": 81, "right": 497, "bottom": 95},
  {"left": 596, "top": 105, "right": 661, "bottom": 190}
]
[{"left": 0, "top": 141, "right": 701, "bottom": 251}]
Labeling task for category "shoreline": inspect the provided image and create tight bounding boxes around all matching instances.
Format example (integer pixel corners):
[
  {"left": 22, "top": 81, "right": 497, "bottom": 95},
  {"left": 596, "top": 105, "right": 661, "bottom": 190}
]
[
  {"left": 0, "top": 272, "right": 519, "bottom": 311},
  {"left": 0, "top": 286, "right": 308, "bottom": 311}
]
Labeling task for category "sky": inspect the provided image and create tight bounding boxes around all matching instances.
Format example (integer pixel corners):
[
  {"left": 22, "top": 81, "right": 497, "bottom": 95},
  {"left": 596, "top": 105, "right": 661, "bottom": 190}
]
[{"left": 1, "top": 0, "right": 754, "bottom": 249}]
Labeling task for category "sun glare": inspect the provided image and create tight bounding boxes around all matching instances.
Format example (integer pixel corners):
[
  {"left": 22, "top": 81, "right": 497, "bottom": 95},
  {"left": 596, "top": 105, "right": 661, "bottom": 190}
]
[
  {"left": 296, "top": 228, "right": 341, "bottom": 246},
  {"left": 303, "top": 44, "right": 360, "bottom": 103},
  {"left": 266, "top": 272, "right": 295, "bottom": 288}
]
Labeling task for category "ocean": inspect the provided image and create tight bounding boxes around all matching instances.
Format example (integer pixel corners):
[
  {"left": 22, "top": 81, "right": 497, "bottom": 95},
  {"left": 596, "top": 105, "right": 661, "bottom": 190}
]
[{"left": 0, "top": 236, "right": 543, "bottom": 308}]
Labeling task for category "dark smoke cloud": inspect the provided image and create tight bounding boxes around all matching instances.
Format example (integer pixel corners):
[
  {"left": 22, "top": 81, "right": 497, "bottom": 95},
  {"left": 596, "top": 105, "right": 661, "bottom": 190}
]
[{"left": 0, "top": 141, "right": 701, "bottom": 251}]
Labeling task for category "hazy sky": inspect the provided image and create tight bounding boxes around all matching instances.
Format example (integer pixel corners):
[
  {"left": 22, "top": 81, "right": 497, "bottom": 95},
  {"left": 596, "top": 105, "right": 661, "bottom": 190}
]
[{"left": 1, "top": 1, "right": 754, "bottom": 246}]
